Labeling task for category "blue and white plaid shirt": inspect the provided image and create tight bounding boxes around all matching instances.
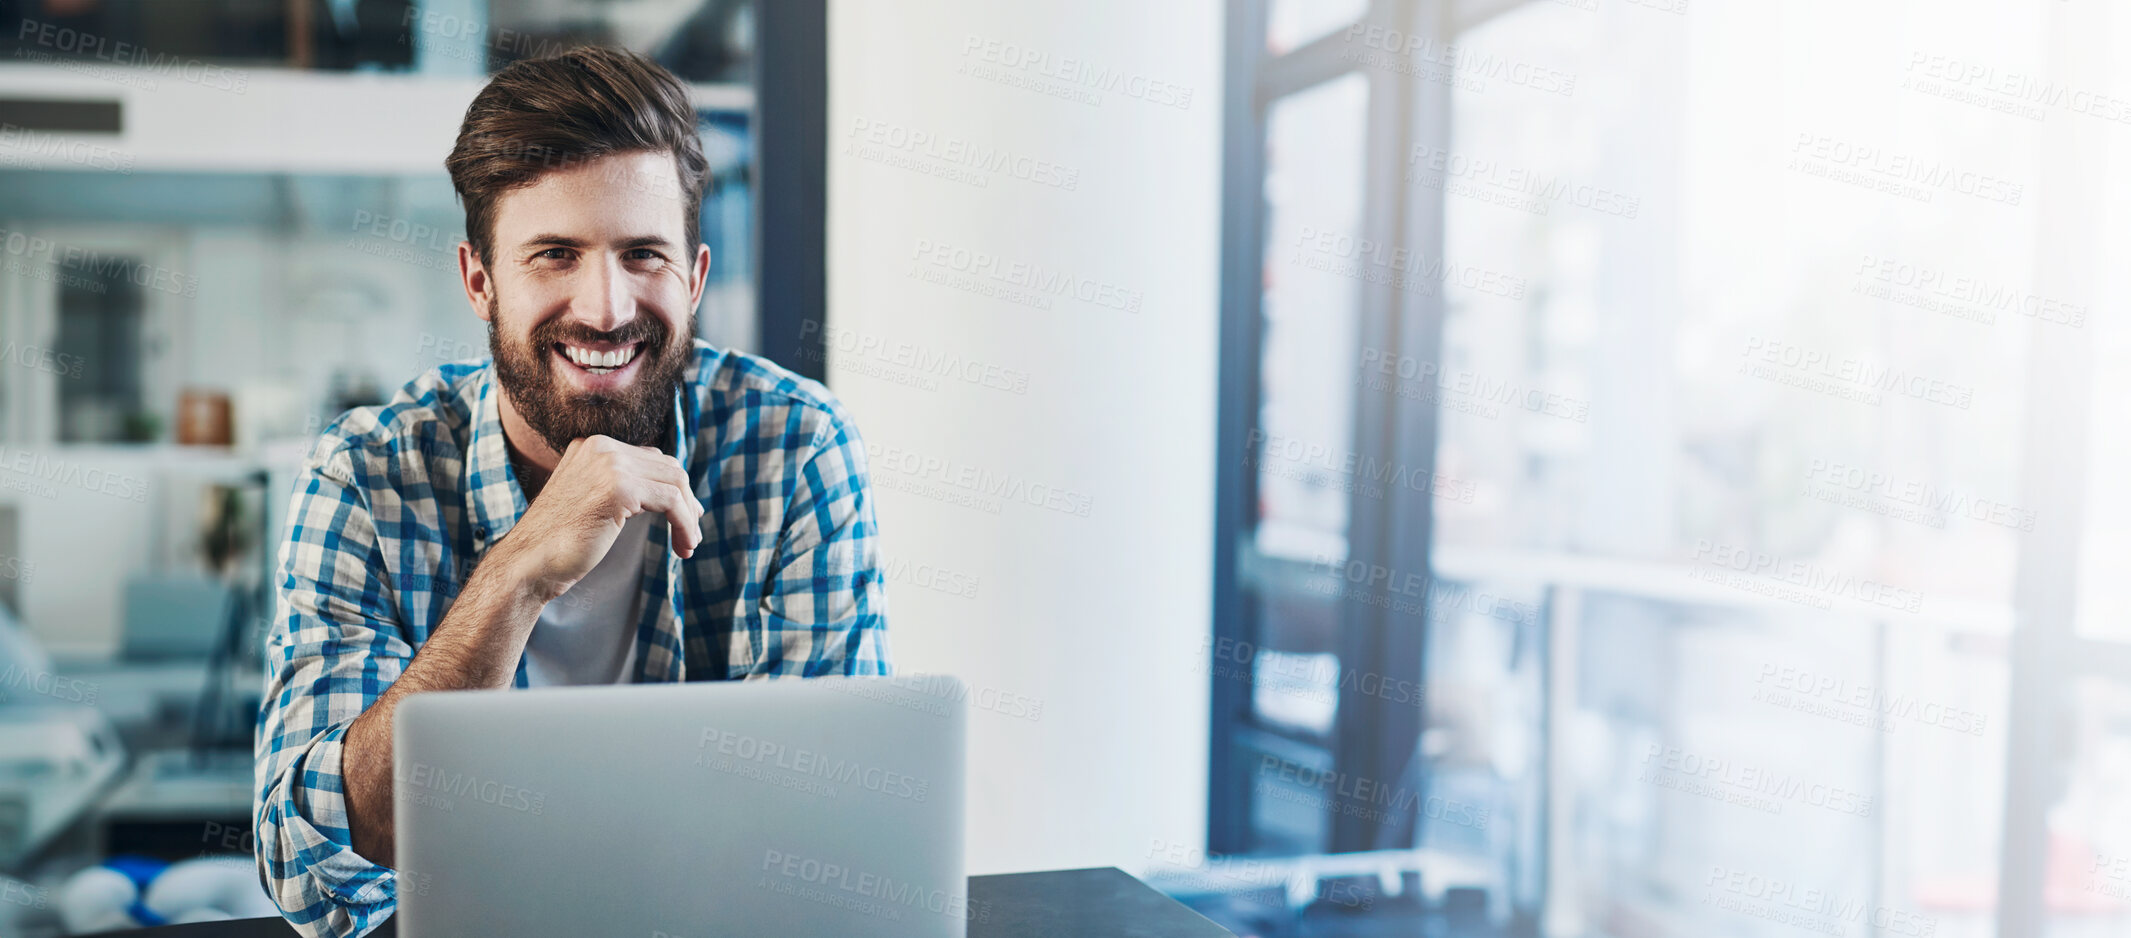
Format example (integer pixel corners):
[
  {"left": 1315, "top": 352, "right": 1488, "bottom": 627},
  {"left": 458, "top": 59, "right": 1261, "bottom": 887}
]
[{"left": 253, "top": 340, "right": 892, "bottom": 938}]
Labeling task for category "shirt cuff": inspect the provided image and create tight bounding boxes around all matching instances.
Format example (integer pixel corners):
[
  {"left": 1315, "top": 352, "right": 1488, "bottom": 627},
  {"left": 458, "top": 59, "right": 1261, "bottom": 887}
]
[{"left": 258, "top": 724, "right": 399, "bottom": 937}]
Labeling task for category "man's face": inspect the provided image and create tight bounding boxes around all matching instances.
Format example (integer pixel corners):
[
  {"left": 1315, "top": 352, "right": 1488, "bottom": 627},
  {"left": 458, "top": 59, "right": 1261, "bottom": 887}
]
[{"left": 469, "top": 150, "right": 710, "bottom": 454}]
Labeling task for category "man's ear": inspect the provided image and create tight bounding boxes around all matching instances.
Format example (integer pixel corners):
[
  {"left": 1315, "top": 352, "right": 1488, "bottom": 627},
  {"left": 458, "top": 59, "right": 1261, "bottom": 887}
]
[
  {"left": 688, "top": 243, "right": 712, "bottom": 307},
  {"left": 459, "top": 241, "right": 494, "bottom": 320}
]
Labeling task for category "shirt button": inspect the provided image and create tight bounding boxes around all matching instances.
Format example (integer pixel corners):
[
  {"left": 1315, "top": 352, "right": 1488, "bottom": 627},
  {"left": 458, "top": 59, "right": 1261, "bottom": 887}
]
[{"left": 474, "top": 525, "right": 489, "bottom": 541}]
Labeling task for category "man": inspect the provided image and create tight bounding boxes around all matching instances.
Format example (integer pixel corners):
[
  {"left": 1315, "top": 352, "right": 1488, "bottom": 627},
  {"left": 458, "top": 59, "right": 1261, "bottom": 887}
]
[{"left": 254, "top": 47, "right": 891, "bottom": 938}]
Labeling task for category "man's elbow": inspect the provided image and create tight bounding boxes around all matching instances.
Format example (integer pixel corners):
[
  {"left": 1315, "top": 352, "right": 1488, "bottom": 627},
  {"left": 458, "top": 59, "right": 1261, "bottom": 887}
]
[
  {"left": 251, "top": 787, "right": 384, "bottom": 938},
  {"left": 251, "top": 802, "right": 318, "bottom": 920}
]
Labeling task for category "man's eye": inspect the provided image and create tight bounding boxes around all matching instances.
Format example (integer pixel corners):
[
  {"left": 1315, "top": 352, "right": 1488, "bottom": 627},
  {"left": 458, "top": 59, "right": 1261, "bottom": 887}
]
[
  {"left": 536, "top": 248, "right": 571, "bottom": 260},
  {"left": 627, "top": 249, "right": 663, "bottom": 261}
]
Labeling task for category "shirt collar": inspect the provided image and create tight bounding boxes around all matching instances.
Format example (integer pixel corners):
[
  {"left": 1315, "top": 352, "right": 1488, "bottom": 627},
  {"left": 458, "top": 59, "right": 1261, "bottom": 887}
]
[{"left": 464, "top": 371, "right": 527, "bottom": 549}]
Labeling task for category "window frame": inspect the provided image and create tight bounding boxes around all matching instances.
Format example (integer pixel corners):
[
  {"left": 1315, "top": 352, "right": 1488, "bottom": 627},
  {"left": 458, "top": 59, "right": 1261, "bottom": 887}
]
[
  {"left": 755, "top": 0, "right": 827, "bottom": 381},
  {"left": 1208, "top": 0, "right": 1450, "bottom": 856}
]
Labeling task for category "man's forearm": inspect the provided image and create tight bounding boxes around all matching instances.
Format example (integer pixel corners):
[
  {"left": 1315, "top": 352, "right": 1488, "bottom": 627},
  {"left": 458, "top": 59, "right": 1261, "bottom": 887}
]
[{"left": 341, "top": 541, "right": 554, "bottom": 866}]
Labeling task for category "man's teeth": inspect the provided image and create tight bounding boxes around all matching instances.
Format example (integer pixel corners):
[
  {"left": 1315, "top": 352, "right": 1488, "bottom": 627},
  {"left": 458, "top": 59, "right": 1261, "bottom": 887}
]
[{"left": 562, "top": 345, "right": 638, "bottom": 370}]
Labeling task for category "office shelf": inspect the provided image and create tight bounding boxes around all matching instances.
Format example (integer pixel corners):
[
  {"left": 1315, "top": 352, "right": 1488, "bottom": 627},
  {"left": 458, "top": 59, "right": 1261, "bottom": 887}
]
[{"left": 0, "top": 64, "right": 749, "bottom": 175}]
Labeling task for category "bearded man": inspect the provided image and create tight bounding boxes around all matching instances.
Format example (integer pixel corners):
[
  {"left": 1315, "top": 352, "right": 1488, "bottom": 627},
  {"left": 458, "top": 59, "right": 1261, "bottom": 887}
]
[{"left": 252, "top": 46, "right": 890, "bottom": 938}]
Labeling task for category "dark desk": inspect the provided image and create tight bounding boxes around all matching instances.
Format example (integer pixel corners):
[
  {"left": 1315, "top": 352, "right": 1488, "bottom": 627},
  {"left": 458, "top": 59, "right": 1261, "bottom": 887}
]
[{"left": 106, "top": 867, "right": 1235, "bottom": 937}]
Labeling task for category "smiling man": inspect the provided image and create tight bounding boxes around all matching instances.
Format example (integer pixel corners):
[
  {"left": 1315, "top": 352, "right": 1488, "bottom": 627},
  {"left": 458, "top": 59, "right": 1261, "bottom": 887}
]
[{"left": 253, "top": 48, "right": 890, "bottom": 938}]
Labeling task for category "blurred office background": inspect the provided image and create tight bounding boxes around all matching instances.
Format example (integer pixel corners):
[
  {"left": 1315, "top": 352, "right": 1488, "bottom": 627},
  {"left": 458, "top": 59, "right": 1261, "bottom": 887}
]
[
  {"left": 0, "top": 0, "right": 761, "bottom": 932},
  {"left": 0, "top": 0, "right": 2127, "bottom": 936}
]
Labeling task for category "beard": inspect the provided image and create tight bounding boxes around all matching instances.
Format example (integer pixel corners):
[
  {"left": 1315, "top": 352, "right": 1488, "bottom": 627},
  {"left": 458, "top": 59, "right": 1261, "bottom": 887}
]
[{"left": 487, "top": 294, "right": 695, "bottom": 454}]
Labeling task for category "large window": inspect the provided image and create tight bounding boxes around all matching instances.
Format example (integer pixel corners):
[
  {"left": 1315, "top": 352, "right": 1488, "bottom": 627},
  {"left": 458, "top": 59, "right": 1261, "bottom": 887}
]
[{"left": 1206, "top": 1, "right": 2127, "bottom": 937}]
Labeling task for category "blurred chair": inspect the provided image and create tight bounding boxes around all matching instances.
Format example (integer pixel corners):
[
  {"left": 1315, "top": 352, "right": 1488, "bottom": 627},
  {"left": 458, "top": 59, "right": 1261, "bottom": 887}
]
[
  {"left": 119, "top": 577, "right": 231, "bottom": 663},
  {"left": 0, "top": 599, "right": 126, "bottom": 875}
]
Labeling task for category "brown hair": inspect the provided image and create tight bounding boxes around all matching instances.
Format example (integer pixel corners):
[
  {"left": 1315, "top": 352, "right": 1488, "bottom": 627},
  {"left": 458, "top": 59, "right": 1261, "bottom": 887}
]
[{"left": 445, "top": 46, "right": 709, "bottom": 268}]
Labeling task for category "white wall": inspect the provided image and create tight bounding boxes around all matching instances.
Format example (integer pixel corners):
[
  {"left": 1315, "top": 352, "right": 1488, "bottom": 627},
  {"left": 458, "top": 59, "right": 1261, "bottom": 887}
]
[{"left": 827, "top": 0, "right": 1223, "bottom": 875}]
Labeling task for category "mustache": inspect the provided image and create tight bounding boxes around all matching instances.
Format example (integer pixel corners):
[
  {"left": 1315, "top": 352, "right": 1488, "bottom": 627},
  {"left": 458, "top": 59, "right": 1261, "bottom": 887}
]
[{"left": 529, "top": 316, "right": 670, "bottom": 350}]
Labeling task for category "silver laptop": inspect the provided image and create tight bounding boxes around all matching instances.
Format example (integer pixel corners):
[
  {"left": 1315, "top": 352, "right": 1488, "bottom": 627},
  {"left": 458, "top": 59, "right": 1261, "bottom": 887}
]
[{"left": 392, "top": 676, "right": 969, "bottom": 938}]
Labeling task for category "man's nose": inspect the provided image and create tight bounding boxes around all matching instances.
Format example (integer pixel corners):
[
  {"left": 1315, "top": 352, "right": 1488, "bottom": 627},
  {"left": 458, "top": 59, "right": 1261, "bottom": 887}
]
[{"left": 570, "top": 254, "right": 636, "bottom": 332}]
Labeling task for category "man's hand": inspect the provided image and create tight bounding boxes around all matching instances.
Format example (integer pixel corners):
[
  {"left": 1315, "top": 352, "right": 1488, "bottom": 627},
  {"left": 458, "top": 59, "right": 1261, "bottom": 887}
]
[
  {"left": 494, "top": 435, "right": 704, "bottom": 601},
  {"left": 339, "top": 435, "right": 701, "bottom": 865}
]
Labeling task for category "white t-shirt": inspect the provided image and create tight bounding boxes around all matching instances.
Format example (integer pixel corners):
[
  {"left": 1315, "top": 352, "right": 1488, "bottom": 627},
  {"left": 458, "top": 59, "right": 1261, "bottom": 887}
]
[{"left": 522, "top": 513, "right": 655, "bottom": 686}]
